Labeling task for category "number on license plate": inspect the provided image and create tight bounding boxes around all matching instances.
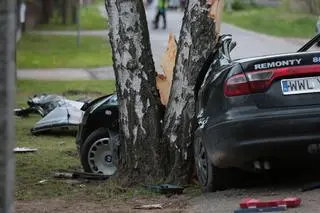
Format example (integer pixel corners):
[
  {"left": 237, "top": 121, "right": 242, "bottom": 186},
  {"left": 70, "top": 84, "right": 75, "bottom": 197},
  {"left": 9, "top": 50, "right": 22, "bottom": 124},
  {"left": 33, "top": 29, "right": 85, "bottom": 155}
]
[{"left": 281, "top": 76, "right": 320, "bottom": 95}]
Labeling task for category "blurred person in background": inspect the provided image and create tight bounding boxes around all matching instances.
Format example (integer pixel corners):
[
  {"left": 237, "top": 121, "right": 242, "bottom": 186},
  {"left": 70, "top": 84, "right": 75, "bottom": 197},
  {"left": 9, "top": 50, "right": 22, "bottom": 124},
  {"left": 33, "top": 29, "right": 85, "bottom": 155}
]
[
  {"left": 179, "top": 0, "right": 186, "bottom": 11},
  {"left": 153, "top": 0, "right": 168, "bottom": 29}
]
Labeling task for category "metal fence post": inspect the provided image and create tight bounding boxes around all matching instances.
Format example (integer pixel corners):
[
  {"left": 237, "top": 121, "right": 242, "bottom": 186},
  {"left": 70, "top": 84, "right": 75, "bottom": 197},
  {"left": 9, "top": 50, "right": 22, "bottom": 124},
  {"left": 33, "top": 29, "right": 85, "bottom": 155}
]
[
  {"left": 226, "top": 0, "right": 233, "bottom": 12},
  {"left": 0, "top": 0, "right": 17, "bottom": 212}
]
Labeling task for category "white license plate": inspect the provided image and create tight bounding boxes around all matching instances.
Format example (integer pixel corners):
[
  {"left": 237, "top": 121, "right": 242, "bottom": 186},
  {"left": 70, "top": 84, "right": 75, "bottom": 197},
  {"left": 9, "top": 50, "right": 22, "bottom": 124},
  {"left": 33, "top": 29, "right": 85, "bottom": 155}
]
[{"left": 281, "top": 76, "right": 320, "bottom": 95}]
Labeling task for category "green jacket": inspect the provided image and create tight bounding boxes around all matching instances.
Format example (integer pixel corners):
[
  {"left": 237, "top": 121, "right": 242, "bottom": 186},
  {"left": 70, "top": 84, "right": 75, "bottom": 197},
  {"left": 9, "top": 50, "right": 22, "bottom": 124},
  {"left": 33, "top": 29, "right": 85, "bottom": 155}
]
[{"left": 158, "top": 0, "right": 168, "bottom": 9}]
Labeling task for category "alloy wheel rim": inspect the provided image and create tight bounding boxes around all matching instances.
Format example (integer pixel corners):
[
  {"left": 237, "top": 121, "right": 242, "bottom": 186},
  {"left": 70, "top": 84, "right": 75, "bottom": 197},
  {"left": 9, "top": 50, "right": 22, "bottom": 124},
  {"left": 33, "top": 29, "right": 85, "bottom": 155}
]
[
  {"left": 87, "top": 138, "right": 117, "bottom": 175},
  {"left": 195, "top": 137, "right": 208, "bottom": 186}
]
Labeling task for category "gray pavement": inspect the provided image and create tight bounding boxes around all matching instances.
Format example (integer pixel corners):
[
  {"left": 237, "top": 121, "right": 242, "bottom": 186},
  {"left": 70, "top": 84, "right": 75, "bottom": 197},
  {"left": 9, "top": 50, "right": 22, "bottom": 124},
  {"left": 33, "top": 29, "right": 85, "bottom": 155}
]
[
  {"left": 18, "top": 5, "right": 315, "bottom": 81},
  {"left": 30, "top": 30, "right": 107, "bottom": 37},
  {"left": 17, "top": 67, "right": 115, "bottom": 80}
]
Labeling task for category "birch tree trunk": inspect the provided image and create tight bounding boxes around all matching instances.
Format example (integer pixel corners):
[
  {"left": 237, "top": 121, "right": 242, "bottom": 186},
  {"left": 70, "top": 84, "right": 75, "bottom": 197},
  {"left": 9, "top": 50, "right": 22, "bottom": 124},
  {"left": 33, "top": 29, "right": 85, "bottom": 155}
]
[
  {"left": 105, "top": 0, "right": 165, "bottom": 185},
  {"left": 163, "top": 0, "right": 217, "bottom": 184}
]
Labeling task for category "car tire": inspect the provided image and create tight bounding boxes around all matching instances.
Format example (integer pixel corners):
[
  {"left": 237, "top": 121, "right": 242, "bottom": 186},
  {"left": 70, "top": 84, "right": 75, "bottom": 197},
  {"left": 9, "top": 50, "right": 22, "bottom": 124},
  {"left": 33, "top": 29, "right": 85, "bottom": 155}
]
[
  {"left": 80, "top": 128, "right": 117, "bottom": 176},
  {"left": 194, "top": 134, "right": 232, "bottom": 192}
]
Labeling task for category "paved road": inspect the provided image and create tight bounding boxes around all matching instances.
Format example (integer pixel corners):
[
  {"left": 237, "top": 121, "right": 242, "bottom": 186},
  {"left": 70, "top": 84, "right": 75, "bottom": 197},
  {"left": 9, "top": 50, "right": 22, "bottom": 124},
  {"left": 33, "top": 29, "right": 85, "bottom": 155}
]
[
  {"left": 18, "top": 5, "right": 312, "bottom": 80},
  {"left": 186, "top": 186, "right": 320, "bottom": 213},
  {"left": 17, "top": 67, "right": 114, "bottom": 80}
]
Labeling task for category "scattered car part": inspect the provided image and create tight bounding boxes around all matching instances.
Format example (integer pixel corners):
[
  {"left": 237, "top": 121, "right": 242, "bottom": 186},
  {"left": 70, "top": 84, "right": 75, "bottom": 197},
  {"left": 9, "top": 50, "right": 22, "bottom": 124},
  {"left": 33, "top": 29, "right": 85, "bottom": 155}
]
[
  {"left": 37, "top": 179, "right": 48, "bottom": 184},
  {"left": 143, "top": 184, "right": 184, "bottom": 194},
  {"left": 76, "top": 94, "right": 120, "bottom": 176},
  {"left": 14, "top": 107, "right": 38, "bottom": 117},
  {"left": 31, "top": 104, "right": 83, "bottom": 134},
  {"left": 15, "top": 94, "right": 81, "bottom": 117},
  {"left": 194, "top": 33, "right": 320, "bottom": 191},
  {"left": 54, "top": 171, "right": 109, "bottom": 180},
  {"left": 15, "top": 94, "right": 90, "bottom": 135},
  {"left": 15, "top": 93, "right": 86, "bottom": 117},
  {"left": 133, "top": 204, "right": 163, "bottom": 210},
  {"left": 240, "top": 197, "right": 301, "bottom": 209},
  {"left": 13, "top": 147, "right": 38, "bottom": 153}
]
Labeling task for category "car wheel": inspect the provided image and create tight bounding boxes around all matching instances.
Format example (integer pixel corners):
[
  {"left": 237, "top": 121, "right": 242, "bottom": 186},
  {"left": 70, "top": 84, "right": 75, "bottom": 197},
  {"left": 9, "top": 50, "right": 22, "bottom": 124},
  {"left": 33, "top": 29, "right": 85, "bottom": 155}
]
[
  {"left": 80, "top": 128, "right": 117, "bottom": 176},
  {"left": 194, "top": 134, "right": 230, "bottom": 192}
]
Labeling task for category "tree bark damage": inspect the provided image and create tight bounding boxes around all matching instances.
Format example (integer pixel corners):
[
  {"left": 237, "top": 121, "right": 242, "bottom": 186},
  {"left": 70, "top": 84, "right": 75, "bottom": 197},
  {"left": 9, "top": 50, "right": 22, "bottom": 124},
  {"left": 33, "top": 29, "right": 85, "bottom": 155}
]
[
  {"left": 105, "top": 0, "right": 217, "bottom": 186},
  {"left": 105, "top": 0, "right": 165, "bottom": 185},
  {"left": 163, "top": 0, "right": 216, "bottom": 184}
]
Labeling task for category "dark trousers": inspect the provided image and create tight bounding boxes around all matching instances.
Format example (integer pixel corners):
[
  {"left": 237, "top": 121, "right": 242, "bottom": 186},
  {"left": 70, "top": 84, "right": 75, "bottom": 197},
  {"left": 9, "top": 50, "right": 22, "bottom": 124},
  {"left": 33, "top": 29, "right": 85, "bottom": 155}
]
[{"left": 154, "top": 9, "right": 166, "bottom": 29}]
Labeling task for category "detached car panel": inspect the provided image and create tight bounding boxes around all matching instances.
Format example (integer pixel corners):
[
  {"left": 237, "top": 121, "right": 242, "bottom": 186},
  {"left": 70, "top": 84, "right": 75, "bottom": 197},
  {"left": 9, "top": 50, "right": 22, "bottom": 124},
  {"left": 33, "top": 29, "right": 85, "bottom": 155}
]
[{"left": 31, "top": 105, "right": 83, "bottom": 134}]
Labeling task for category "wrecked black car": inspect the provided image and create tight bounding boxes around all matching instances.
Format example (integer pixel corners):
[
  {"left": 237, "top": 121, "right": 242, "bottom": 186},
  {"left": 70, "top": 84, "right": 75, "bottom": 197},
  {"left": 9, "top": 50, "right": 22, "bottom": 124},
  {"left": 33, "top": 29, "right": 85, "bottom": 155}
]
[
  {"left": 76, "top": 94, "right": 119, "bottom": 176},
  {"left": 194, "top": 34, "right": 320, "bottom": 191}
]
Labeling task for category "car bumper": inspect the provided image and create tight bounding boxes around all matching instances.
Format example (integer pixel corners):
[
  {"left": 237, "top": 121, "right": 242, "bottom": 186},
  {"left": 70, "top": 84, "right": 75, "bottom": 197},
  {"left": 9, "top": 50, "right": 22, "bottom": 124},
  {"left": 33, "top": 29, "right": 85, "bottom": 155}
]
[
  {"left": 75, "top": 124, "right": 84, "bottom": 153},
  {"left": 203, "top": 107, "right": 320, "bottom": 170}
]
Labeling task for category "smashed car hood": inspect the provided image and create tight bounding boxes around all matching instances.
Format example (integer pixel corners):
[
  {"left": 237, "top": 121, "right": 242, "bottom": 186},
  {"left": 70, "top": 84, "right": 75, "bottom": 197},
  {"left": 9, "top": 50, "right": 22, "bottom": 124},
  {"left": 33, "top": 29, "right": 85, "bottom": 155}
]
[{"left": 31, "top": 100, "right": 84, "bottom": 134}]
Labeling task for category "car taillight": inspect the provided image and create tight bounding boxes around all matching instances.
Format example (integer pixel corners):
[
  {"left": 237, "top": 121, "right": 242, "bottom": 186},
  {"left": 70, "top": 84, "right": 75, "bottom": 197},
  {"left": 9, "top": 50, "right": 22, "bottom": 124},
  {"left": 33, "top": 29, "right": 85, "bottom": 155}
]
[
  {"left": 246, "top": 70, "right": 274, "bottom": 93},
  {"left": 224, "top": 70, "right": 274, "bottom": 96},
  {"left": 224, "top": 64, "right": 320, "bottom": 97},
  {"left": 224, "top": 73, "right": 251, "bottom": 97}
]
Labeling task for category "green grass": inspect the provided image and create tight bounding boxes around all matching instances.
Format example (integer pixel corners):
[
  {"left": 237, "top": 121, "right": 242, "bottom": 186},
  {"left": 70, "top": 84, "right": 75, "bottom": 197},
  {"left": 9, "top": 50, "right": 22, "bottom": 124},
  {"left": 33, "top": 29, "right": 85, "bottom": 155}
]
[
  {"left": 15, "top": 80, "right": 201, "bottom": 201},
  {"left": 15, "top": 80, "right": 156, "bottom": 200},
  {"left": 37, "top": 3, "right": 107, "bottom": 31},
  {"left": 223, "top": 7, "right": 317, "bottom": 38},
  {"left": 17, "top": 34, "right": 113, "bottom": 69}
]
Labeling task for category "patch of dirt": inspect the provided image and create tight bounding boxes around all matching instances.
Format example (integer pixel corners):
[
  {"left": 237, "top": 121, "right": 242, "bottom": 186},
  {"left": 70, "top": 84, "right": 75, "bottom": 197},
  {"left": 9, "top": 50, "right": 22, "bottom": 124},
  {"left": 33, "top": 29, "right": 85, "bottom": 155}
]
[
  {"left": 15, "top": 170, "right": 320, "bottom": 213},
  {"left": 15, "top": 195, "right": 188, "bottom": 213}
]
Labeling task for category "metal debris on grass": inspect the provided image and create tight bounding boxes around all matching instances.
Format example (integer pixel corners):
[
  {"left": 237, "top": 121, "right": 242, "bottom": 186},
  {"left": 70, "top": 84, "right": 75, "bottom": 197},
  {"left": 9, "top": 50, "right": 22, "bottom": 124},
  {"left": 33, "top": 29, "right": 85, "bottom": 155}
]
[{"left": 14, "top": 147, "right": 38, "bottom": 153}]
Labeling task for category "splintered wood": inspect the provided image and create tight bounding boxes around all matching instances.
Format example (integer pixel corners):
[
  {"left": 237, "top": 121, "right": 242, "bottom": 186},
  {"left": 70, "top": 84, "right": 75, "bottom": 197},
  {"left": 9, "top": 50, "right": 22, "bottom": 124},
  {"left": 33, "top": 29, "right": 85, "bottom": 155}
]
[
  {"left": 156, "top": 33, "right": 177, "bottom": 106},
  {"left": 208, "top": 0, "right": 224, "bottom": 37},
  {"left": 155, "top": 1, "right": 222, "bottom": 106}
]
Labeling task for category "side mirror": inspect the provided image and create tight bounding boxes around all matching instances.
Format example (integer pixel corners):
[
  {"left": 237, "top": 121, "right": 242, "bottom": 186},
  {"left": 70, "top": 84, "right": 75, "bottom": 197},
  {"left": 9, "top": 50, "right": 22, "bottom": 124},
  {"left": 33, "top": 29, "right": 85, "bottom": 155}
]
[{"left": 217, "top": 34, "right": 236, "bottom": 64}]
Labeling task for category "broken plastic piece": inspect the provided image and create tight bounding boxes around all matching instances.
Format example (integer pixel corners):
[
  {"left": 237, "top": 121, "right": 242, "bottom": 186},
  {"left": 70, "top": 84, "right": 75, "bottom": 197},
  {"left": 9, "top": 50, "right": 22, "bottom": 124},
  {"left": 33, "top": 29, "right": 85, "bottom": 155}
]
[
  {"left": 133, "top": 204, "right": 163, "bottom": 210},
  {"left": 38, "top": 179, "right": 48, "bottom": 184},
  {"left": 14, "top": 147, "right": 38, "bottom": 153},
  {"left": 143, "top": 184, "right": 184, "bottom": 194},
  {"left": 240, "top": 197, "right": 301, "bottom": 209},
  {"left": 31, "top": 104, "right": 83, "bottom": 134}
]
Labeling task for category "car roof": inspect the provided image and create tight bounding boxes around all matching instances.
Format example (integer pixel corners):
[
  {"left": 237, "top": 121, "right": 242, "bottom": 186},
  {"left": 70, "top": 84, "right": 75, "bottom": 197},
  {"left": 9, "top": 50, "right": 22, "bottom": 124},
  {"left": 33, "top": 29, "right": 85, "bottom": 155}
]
[{"left": 235, "top": 50, "right": 320, "bottom": 63}]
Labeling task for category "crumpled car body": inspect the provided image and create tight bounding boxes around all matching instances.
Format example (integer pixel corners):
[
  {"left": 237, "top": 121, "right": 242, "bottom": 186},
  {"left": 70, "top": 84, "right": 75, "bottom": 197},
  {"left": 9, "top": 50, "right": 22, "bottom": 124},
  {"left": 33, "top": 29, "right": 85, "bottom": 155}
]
[
  {"left": 15, "top": 94, "right": 85, "bottom": 117},
  {"left": 31, "top": 103, "right": 84, "bottom": 134},
  {"left": 15, "top": 94, "right": 88, "bottom": 135}
]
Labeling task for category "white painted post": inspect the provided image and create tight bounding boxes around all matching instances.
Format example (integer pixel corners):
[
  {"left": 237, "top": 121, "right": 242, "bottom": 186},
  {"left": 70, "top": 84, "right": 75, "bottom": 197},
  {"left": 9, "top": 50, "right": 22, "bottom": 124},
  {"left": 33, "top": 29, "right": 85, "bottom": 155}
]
[{"left": 226, "top": 0, "right": 232, "bottom": 12}]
